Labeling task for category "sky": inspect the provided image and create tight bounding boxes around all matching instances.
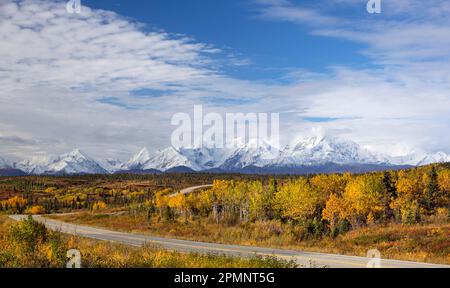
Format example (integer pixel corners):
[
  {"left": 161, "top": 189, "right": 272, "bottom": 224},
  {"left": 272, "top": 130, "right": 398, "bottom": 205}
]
[{"left": 0, "top": 0, "right": 449, "bottom": 162}]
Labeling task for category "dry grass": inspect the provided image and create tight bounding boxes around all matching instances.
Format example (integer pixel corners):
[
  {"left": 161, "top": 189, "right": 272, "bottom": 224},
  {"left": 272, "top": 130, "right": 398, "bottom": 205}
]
[
  {"left": 0, "top": 215, "right": 296, "bottom": 268},
  {"left": 70, "top": 238, "right": 297, "bottom": 268},
  {"left": 52, "top": 212, "right": 450, "bottom": 265}
]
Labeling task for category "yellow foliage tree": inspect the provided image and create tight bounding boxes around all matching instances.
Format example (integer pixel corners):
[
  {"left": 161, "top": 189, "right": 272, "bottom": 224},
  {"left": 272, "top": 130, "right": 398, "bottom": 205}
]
[
  {"left": 25, "top": 205, "right": 46, "bottom": 215},
  {"left": 1, "top": 196, "right": 28, "bottom": 213},
  {"left": 438, "top": 169, "right": 450, "bottom": 193},
  {"left": 342, "top": 175, "right": 384, "bottom": 226},
  {"left": 392, "top": 170, "right": 425, "bottom": 223},
  {"left": 322, "top": 194, "right": 345, "bottom": 228},
  {"left": 92, "top": 201, "right": 107, "bottom": 211},
  {"left": 44, "top": 187, "right": 57, "bottom": 193},
  {"left": 275, "top": 178, "right": 323, "bottom": 222},
  {"left": 311, "top": 174, "right": 348, "bottom": 197},
  {"left": 437, "top": 169, "right": 450, "bottom": 207},
  {"left": 248, "top": 181, "right": 264, "bottom": 221}
]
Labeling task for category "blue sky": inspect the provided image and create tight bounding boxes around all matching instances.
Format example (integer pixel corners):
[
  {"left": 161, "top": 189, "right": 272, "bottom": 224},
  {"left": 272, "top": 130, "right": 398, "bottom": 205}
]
[
  {"left": 0, "top": 0, "right": 449, "bottom": 161},
  {"left": 82, "top": 0, "right": 369, "bottom": 80}
]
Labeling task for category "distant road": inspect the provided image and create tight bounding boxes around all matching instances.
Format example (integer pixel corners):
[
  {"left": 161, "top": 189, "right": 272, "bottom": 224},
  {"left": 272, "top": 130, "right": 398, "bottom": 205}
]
[
  {"left": 169, "top": 184, "right": 213, "bottom": 198},
  {"left": 9, "top": 214, "right": 449, "bottom": 268}
]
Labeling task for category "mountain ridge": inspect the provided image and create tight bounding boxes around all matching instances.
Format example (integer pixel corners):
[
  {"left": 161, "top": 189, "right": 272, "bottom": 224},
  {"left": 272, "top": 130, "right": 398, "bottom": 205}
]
[
  {"left": 2, "top": 136, "right": 449, "bottom": 175},
  {"left": 14, "top": 149, "right": 107, "bottom": 175}
]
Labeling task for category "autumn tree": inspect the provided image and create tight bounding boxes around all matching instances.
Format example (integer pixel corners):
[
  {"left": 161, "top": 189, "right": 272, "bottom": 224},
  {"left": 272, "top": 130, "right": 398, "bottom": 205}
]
[
  {"left": 437, "top": 169, "right": 450, "bottom": 208},
  {"left": 392, "top": 170, "right": 423, "bottom": 223},
  {"left": 310, "top": 174, "right": 348, "bottom": 197},
  {"left": 92, "top": 201, "right": 107, "bottom": 211},
  {"left": 262, "top": 179, "right": 278, "bottom": 219},
  {"left": 274, "top": 178, "right": 324, "bottom": 223},
  {"left": 248, "top": 181, "right": 264, "bottom": 221},
  {"left": 341, "top": 174, "right": 384, "bottom": 227},
  {"left": 322, "top": 194, "right": 345, "bottom": 229},
  {"left": 25, "top": 205, "right": 46, "bottom": 215}
]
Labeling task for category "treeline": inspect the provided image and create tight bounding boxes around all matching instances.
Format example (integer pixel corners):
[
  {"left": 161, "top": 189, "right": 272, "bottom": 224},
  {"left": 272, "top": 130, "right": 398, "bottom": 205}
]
[
  {"left": 0, "top": 173, "right": 278, "bottom": 194},
  {"left": 0, "top": 187, "right": 155, "bottom": 214},
  {"left": 152, "top": 164, "right": 449, "bottom": 238},
  {"left": 0, "top": 172, "right": 289, "bottom": 214}
]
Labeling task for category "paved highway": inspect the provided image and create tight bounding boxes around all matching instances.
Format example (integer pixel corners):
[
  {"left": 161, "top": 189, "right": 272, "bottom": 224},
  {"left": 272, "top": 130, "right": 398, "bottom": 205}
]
[
  {"left": 168, "top": 184, "right": 213, "bottom": 198},
  {"left": 9, "top": 214, "right": 449, "bottom": 268}
]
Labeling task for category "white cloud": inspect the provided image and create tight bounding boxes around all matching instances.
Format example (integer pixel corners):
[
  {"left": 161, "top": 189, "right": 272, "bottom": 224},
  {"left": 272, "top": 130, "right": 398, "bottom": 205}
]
[
  {"left": 254, "top": 0, "right": 340, "bottom": 26},
  {"left": 0, "top": 0, "right": 277, "bottom": 161},
  {"left": 251, "top": 0, "right": 450, "bottom": 155},
  {"left": 0, "top": 0, "right": 449, "bottom": 163}
]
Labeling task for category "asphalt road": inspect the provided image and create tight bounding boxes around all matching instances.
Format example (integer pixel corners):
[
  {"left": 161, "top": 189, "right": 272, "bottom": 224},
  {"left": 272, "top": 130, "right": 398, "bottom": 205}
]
[
  {"left": 9, "top": 214, "right": 449, "bottom": 268},
  {"left": 169, "top": 184, "right": 213, "bottom": 198}
]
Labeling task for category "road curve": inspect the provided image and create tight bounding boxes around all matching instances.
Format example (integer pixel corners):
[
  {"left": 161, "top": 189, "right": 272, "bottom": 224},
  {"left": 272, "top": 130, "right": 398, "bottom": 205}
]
[
  {"left": 9, "top": 215, "right": 449, "bottom": 268},
  {"left": 169, "top": 184, "right": 213, "bottom": 198}
]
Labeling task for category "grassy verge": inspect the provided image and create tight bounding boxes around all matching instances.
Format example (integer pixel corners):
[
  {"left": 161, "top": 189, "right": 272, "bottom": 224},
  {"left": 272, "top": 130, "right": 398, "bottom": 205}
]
[
  {"left": 0, "top": 216, "right": 296, "bottom": 268},
  {"left": 50, "top": 212, "right": 450, "bottom": 265}
]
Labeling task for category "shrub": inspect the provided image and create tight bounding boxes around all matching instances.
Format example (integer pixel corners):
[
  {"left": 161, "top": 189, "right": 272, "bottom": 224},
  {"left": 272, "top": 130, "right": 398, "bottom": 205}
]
[
  {"left": 92, "top": 201, "right": 107, "bottom": 211},
  {"left": 330, "top": 219, "right": 352, "bottom": 238},
  {"left": 306, "top": 217, "right": 327, "bottom": 239},
  {"left": 3, "top": 216, "right": 67, "bottom": 268},
  {"left": 430, "top": 207, "right": 449, "bottom": 223},
  {"left": 25, "top": 205, "right": 46, "bottom": 215},
  {"left": 401, "top": 201, "right": 421, "bottom": 224},
  {"left": 7, "top": 216, "right": 47, "bottom": 253}
]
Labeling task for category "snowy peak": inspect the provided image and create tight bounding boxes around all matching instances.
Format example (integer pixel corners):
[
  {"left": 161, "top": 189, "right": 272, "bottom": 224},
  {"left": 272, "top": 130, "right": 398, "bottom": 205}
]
[
  {"left": 292, "top": 135, "right": 325, "bottom": 151},
  {"left": 143, "top": 147, "right": 200, "bottom": 171},
  {"left": 3, "top": 136, "right": 450, "bottom": 175},
  {"left": 177, "top": 147, "right": 232, "bottom": 170},
  {"left": 221, "top": 140, "right": 280, "bottom": 169},
  {"left": 278, "top": 135, "right": 384, "bottom": 166},
  {"left": 386, "top": 151, "right": 450, "bottom": 166},
  {"left": 416, "top": 152, "right": 450, "bottom": 166},
  {"left": 121, "top": 137, "right": 449, "bottom": 173},
  {"left": 17, "top": 149, "right": 106, "bottom": 175},
  {"left": 124, "top": 147, "right": 151, "bottom": 170},
  {"left": 59, "top": 149, "right": 94, "bottom": 164},
  {"left": 54, "top": 149, "right": 107, "bottom": 175},
  {"left": 16, "top": 155, "right": 55, "bottom": 175},
  {"left": 123, "top": 146, "right": 235, "bottom": 172}
]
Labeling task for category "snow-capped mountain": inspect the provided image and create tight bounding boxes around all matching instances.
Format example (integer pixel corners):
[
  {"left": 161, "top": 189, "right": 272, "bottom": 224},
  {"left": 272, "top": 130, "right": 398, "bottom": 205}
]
[
  {"left": 416, "top": 152, "right": 450, "bottom": 166},
  {"left": 177, "top": 146, "right": 233, "bottom": 170},
  {"left": 123, "top": 147, "right": 151, "bottom": 170},
  {"left": 17, "top": 149, "right": 107, "bottom": 175},
  {"left": 386, "top": 151, "right": 450, "bottom": 166},
  {"left": 275, "top": 135, "right": 388, "bottom": 167},
  {"left": 118, "top": 135, "right": 449, "bottom": 173},
  {"left": 121, "top": 147, "right": 191, "bottom": 171},
  {"left": 0, "top": 156, "right": 25, "bottom": 176},
  {"left": 15, "top": 155, "right": 57, "bottom": 175},
  {"left": 141, "top": 147, "right": 197, "bottom": 171},
  {"left": 122, "top": 146, "right": 234, "bottom": 172},
  {"left": 221, "top": 139, "right": 280, "bottom": 169},
  {"left": 2, "top": 135, "right": 449, "bottom": 176}
]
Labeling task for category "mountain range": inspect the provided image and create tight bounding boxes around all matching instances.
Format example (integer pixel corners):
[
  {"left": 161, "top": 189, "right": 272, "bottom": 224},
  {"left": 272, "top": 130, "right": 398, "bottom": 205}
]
[{"left": 1, "top": 135, "right": 449, "bottom": 176}]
